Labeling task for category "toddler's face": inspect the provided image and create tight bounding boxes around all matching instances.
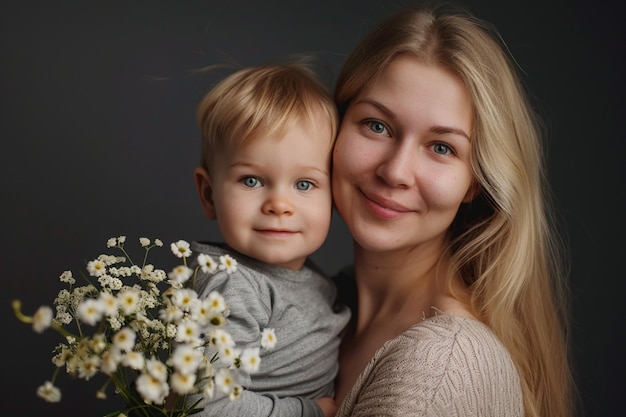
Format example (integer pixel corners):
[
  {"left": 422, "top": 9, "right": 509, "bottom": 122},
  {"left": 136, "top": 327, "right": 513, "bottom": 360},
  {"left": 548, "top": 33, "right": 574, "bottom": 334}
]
[{"left": 209, "top": 116, "right": 333, "bottom": 270}]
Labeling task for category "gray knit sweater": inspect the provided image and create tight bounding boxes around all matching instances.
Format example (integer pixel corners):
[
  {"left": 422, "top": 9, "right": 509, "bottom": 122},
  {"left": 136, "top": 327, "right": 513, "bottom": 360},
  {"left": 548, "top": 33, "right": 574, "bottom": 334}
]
[
  {"left": 336, "top": 314, "right": 524, "bottom": 416},
  {"left": 190, "top": 242, "right": 351, "bottom": 417}
]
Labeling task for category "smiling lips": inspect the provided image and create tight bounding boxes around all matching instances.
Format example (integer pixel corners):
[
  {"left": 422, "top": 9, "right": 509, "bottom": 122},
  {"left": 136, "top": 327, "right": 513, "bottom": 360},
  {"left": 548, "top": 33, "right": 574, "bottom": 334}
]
[
  {"left": 254, "top": 229, "right": 298, "bottom": 238},
  {"left": 361, "top": 190, "right": 413, "bottom": 219}
]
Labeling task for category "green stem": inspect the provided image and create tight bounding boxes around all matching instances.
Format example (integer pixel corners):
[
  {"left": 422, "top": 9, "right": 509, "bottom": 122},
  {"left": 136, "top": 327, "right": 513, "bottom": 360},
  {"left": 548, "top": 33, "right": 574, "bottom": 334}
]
[
  {"left": 12, "top": 300, "right": 32, "bottom": 324},
  {"left": 12, "top": 300, "right": 74, "bottom": 339},
  {"left": 49, "top": 366, "right": 61, "bottom": 385}
]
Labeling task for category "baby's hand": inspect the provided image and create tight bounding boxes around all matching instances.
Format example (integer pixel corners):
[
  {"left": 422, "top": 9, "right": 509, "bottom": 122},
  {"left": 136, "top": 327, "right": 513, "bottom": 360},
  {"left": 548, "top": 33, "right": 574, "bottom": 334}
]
[{"left": 315, "top": 397, "right": 337, "bottom": 417}]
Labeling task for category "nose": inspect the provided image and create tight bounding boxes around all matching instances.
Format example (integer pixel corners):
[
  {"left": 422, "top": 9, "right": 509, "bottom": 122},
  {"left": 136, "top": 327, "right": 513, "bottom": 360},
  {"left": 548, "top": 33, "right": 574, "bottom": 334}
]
[
  {"left": 261, "top": 189, "right": 294, "bottom": 216},
  {"left": 376, "top": 142, "right": 416, "bottom": 188}
]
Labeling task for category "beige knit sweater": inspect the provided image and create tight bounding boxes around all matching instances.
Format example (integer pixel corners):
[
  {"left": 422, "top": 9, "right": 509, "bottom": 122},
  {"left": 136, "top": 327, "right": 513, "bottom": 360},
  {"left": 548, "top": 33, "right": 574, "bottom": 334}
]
[{"left": 335, "top": 314, "right": 524, "bottom": 416}]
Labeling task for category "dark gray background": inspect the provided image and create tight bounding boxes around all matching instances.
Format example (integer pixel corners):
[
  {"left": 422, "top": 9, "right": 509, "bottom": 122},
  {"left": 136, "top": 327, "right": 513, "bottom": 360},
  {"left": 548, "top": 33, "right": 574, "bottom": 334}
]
[{"left": 1, "top": 1, "right": 623, "bottom": 415}]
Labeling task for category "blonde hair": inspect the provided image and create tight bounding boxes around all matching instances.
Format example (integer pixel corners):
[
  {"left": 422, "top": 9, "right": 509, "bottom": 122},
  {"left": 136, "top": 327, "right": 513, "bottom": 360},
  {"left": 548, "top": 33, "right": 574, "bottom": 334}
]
[
  {"left": 197, "top": 61, "right": 338, "bottom": 171},
  {"left": 336, "top": 6, "right": 574, "bottom": 417}
]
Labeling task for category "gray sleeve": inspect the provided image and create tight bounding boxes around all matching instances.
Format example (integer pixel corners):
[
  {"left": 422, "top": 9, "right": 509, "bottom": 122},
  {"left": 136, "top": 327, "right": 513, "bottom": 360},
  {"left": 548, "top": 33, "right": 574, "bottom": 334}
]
[
  {"left": 194, "top": 269, "right": 324, "bottom": 417},
  {"left": 196, "top": 391, "right": 323, "bottom": 417}
]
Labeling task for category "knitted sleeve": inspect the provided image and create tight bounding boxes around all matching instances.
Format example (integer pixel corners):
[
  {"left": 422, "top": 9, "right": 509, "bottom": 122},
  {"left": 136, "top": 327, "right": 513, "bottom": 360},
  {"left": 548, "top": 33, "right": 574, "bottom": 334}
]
[{"left": 336, "top": 315, "right": 523, "bottom": 417}]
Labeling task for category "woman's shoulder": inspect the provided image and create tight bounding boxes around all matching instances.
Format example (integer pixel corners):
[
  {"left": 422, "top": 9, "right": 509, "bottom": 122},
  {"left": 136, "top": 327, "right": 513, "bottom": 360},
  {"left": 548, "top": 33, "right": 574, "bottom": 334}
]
[
  {"left": 351, "top": 314, "right": 524, "bottom": 416},
  {"left": 393, "top": 314, "right": 519, "bottom": 377},
  {"left": 404, "top": 313, "right": 506, "bottom": 352}
]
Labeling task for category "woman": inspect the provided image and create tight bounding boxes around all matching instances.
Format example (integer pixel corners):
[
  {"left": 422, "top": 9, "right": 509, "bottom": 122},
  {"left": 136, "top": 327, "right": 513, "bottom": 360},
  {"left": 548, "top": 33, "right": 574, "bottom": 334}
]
[{"left": 332, "top": 5, "right": 574, "bottom": 417}]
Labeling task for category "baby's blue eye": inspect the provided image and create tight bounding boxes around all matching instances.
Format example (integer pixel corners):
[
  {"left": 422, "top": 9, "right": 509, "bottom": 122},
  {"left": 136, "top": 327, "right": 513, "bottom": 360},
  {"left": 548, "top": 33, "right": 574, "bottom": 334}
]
[
  {"left": 433, "top": 143, "right": 453, "bottom": 155},
  {"left": 295, "top": 180, "right": 313, "bottom": 191},
  {"left": 242, "top": 177, "right": 260, "bottom": 188}
]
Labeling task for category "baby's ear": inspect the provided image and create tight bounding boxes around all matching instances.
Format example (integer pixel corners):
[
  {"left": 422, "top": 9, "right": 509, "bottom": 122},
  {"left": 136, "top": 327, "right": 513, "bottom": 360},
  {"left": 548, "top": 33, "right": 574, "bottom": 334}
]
[{"left": 193, "top": 167, "right": 217, "bottom": 219}]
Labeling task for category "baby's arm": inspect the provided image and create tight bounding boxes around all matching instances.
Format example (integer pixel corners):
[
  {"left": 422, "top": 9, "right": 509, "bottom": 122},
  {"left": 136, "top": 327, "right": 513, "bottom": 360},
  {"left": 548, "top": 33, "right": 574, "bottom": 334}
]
[
  {"left": 195, "top": 268, "right": 326, "bottom": 417},
  {"left": 195, "top": 390, "right": 323, "bottom": 417}
]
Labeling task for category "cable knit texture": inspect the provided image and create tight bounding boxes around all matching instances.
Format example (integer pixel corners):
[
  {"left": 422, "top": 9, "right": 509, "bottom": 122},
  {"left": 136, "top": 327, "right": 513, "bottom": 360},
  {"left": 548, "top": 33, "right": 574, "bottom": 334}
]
[{"left": 335, "top": 314, "right": 523, "bottom": 416}]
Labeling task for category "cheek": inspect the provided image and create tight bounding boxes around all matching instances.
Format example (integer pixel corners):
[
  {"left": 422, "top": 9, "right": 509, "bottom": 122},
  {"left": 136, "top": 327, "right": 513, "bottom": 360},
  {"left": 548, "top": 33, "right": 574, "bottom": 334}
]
[
  {"left": 214, "top": 188, "right": 253, "bottom": 225},
  {"left": 310, "top": 206, "right": 332, "bottom": 237},
  {"left": 331, "top": 139, "right": 354, "bottom": 204},
  {"left": 421, "top": 169, "right": 474, "bottom": 208},
  {"left": 332, "top": 133, "right": 372, "bottom": 182}
]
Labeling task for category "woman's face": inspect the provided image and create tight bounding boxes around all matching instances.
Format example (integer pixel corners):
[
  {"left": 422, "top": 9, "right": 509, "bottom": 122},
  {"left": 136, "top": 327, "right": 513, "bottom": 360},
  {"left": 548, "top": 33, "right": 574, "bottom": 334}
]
[{"left": 332, "top": 55, "right": 475, "bottom": 254}]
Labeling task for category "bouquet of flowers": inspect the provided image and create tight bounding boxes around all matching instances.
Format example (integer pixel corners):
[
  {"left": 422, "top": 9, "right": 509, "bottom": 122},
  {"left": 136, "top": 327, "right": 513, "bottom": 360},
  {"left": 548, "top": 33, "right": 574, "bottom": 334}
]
[{"left": 12, "top": 236, "right": 277, "bottom": 417}]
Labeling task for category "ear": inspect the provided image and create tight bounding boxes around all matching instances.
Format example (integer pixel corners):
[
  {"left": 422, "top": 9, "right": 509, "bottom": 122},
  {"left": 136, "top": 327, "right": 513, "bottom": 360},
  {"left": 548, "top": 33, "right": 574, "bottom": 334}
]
[
  {"left": 462, "top": 181, "right": 480, "bottom": 203},
  {"left": 193, "top": 167, "right": 217, "bottom": 219}
]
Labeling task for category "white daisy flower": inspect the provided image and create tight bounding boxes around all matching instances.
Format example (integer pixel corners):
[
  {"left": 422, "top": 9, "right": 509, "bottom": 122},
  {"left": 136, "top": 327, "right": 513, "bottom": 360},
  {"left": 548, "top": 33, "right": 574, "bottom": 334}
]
[
  {"left": 112, "top": 327, "right": 136, "bottom": 352},
  {"left": 168, "top": 265, "right": 193, "bottom": 284},
  {"left": 36, "top": 381, "right": 61, "bottom": 403},
  {"left": 169, "top": 344, "right": 202, "bottom": 375},
  {"left": 117, "top": 289, "right": 140, "bottom": 315},
  {"left": 197, "top": 253, "right": 218, "bottom": 274},
  {"left": 139, "top": 237, "right": 151, "bottom": 247},
  {"left": 100, "top": 349, "right": 121, "bottom": 375},
  {"left": 76, "top": 299, "right": 104, "bottom": 326},
  {"left": 175, "top": 319, "right": 201, "bottom": 344},
  {"left": 218, "top": 255, "right": 238, "bottom": 273},
  {"left": 206, "top": 291, "right": 227, "bottom": 314},
  {"left": 122, "top": 351, "right": 145, "bottom": 370},
  {"left": 170, "top": 240, "right": 192, "bottom": 258},
  {"left": 146, "top": 357, "right": 168, "bottom": 381},
  {"left": 87, "top": 259, "right": 107, "bottom": 277},
  {"left": 52, "top": 345, "right": 73, "bottom": 367},
  {"left": 98, "top": 292, "right": 118, "bottom": 317},
  {"left": 217, "top": 345, "right": 239, "bottom": 367},
  {"left": 209, "top": 328, "right": 235, "bottom": 349},
  {"left": 32, "top": 306, "right": 53, "bottom": 333},
  {"left": 90, "top": 333, "right": 107, "bottom": 353},
  {"left": 215, "top": 368, "right": 236, "bottom": 394},
  {"left": 261, "top": 328, "right": 278, "bottom": 350},
  {"left": 171, "top": 288, "right": 198, "bottom": 312},
  {"left": 239, "top": 347, "right": 261, "bottom": 373},
  {"left": 77, "top": 354, "right": 101, "bottom": 380},
  {"left": 159, "top": 304, "right": 184, "bottom": 324},
  {"left": 170, "top": 372, "right": 197, "bottom": 395},
  {"left": 190, "top": 299, "right": 211, "bottom": 326},
  {"left": 136, "top": 373, "right": 168, "bottom": 405}
]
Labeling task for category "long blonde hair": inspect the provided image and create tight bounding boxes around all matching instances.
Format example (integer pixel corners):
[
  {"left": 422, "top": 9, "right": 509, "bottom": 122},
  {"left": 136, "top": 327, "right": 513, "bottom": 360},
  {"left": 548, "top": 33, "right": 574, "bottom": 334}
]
[{"left": 335, "top": 6, "right": 574, "bottom": 417}]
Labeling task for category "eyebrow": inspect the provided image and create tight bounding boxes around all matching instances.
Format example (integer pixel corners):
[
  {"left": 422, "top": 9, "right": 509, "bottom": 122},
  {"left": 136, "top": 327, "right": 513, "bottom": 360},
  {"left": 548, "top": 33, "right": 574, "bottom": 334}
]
[
  {"left": 230, "top": 161, "right": 329, "bottom": 176},
  {"left": 430, "top": 125, "right": 470, "bottom": 141},
  {"left": 354, "top": 98, "right": 471, "bottom": 141}
]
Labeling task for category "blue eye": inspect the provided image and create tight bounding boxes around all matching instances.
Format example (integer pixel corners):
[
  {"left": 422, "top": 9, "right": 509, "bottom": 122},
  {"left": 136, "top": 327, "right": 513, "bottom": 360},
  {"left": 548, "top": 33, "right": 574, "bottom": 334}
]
[
  {"left": 433, "top": 143, "right": 453, "bottom": 155},
  {"left": 242, "top": 177, "right": 260, "bottom": 188},
  {"left": 295, "top": 180, "right": 313, "bottom": 191},
  {"left": 366, "top": 120, "right": 389, "bottom": 136}
]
